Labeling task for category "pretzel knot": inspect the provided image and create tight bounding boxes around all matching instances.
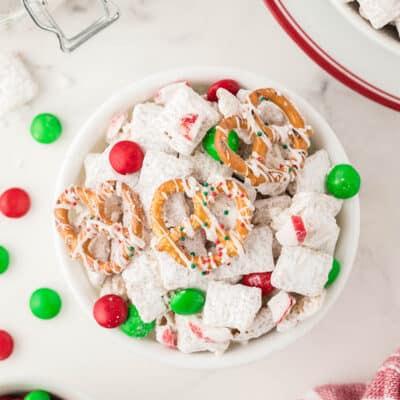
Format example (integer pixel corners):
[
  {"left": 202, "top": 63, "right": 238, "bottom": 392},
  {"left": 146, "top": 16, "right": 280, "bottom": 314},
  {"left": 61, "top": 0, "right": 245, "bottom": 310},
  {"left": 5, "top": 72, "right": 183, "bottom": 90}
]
[
  {"left": 54, "top": 180, "right": 145, "bottom": 274},
  {"left": 214, "top": 88, "right": 313, "bottom": 188},
  {"left": 150, "top": 177, "right": 254, "bottom": 271}
]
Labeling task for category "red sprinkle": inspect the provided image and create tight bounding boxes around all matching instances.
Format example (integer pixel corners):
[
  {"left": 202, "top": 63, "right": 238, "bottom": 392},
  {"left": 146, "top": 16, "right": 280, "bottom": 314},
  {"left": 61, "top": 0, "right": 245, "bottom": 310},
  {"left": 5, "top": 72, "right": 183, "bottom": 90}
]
[
  {"left": 291, "top": 215, "right": 307, "bottom": 244},
  {"left": 180, "top": 113, "right": 199, "bottom": 138}
]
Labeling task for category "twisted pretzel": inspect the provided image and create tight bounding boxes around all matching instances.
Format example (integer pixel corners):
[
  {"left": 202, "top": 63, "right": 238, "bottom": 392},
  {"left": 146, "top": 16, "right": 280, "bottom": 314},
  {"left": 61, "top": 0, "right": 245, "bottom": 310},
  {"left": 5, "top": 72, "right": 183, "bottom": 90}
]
[
  {"left": 54, "top": 180, "right": 145, "bottom": 274},
  {"left": 150, "top": 177, "right": 254, "bottom": 271},
  {"left": 214, "top": 88, "right": 312, "bottom": 188}
]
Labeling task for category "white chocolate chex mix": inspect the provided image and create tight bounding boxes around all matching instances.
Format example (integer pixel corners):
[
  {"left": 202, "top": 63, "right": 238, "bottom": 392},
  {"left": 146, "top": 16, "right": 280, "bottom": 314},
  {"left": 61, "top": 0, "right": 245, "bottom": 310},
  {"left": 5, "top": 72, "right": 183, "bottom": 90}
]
[
  {"left": 203, "top": 282, "right": 262, "bottom": 331},
  {"left": 189, "top": 151, "right": 232, "bottom": 183},
  {"left": 358, "top": 0, "right": 400, "bottom": 28},
  {"left": 253, "top": 195, "right": 292, "bottom": 225},
  {"left": 267, "top": 291, "right": 296, "bottom": 325},
  {"left": 271, "top": 246, "right": 332, "bottom": 297},
  {"left": 100, "top": 274, "right": 127, "bottom": 300},
  {"left": 105, "top": 112, "right": 129, "bottom": 144},
  {"left": 153, "top": 85, "right": 220, "bottom": 155},
  {"left": 233, "top": 307, "right": 275, "bottom": 342},
  {"left": 122, "top": 251, "right": 166, "bottom": 323}
]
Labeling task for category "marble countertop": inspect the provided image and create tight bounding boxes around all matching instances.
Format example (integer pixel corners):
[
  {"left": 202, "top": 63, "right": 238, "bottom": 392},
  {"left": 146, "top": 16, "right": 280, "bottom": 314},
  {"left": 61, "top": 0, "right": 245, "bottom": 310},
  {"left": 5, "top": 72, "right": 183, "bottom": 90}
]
[{"left": 0, "top": 0, "right": 399, "bottom": 399}]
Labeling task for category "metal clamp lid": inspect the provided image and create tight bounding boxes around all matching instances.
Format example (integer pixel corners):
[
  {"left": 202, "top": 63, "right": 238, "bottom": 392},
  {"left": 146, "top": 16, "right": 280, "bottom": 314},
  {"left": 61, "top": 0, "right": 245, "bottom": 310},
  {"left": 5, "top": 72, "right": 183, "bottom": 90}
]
[{"left": 22, "top": 0, "right": 120, "bottom": 53}]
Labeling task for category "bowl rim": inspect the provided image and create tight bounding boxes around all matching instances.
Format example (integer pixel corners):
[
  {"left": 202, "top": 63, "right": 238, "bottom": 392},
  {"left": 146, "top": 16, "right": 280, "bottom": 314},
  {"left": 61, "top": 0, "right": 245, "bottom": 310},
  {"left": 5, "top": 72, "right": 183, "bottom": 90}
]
[
  {"left": 53, "top": 66, "right": 360, "bottom": 369},
  {"left": 329, "top": 0, "right": 400, "bottom": 56}
]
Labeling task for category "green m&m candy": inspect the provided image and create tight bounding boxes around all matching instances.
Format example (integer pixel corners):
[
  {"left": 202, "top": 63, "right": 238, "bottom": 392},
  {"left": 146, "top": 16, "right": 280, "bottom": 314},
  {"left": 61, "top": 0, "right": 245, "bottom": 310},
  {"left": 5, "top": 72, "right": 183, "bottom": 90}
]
[
  {"left": 0, "top": 246, "right": 10, "bottom": 274},
  {"left": 170, "top": 288, "right": 205, "bottom": 315},
  {"left": 325, "top": 259, "right": 341, "bottom": 288},
  {"left": 326, "top": 164, "right": 361, "bottom": 199},
  {"left": 120, "top": 304, "right": 155, "bottom": 338},
  {"left": 30, "top": 113, "right": 62, "bottom": 144},
  {"left": 29, "top": 288, "right": 62, "bottom": 320},
  {"left": 203, "top": 126, "right": 239, "bottom": 161},
  {"left": 24, "top": 390, "right": 51, "bottom": 400}
]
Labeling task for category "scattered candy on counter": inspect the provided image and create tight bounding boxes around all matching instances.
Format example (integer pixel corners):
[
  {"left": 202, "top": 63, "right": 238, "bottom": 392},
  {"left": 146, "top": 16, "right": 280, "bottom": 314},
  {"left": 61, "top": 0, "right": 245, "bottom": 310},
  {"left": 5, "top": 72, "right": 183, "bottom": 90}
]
[
  {"left": 93, "top": 294, "right": 128, "bottom": 328},
  {"left": 0, "top": 188, "right": 31, "bottom": 218},
  {"left": 29, "top": 288, "right": 62, "bottom": 320},
  {"left": 202, "top": 126, "right": 239, "bottom": 161},
  {"left": 120, "top": 304, "right": 155, "bottom": 338},
  {"left": 0, "top": 245, "right": 10, "bottom": 274},
  {"left": 170, "top": 288, "right": 206, "bottom": 315},
  {"left": 326, "top": 164, "right": 361, "bottom": 199},
  {"left": 206, "top": 79, "right": 240, "bottom": 102},
  {"left": 30, "top": 113, "right": 62, "bottom": 144},
  {"left": 242, "top": 272, "right": 275, "bottom": 296},
  {"left": 325, "top": 258, "right": 341, "bottom": 288},
  {"left": 0, "top": 329, "right": 14, "bottom": 361},
  {"left": 109, "top": 140, "right": 144, "bottom": 175}
]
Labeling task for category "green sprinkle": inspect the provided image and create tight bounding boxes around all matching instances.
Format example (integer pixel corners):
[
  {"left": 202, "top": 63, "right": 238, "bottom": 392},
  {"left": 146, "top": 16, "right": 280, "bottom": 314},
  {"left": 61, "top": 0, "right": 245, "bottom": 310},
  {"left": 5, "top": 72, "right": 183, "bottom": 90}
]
[
  {"left": 129, "top": 246, "right": 135, "bottom": 251},
  {"left": 256, "top": 131, "right": 263, "bottom": 137},
  {"left": 282, "top": 144, "right": 288, "bottom": 149},
  {"left": 190, "top": 251, "right": 196, "bottom": 257},
  {"left": 288, "top": 167, "right": 292, "bottom": 173},
  {"left": 203, "top": 201, "right": 208, "bottom": 206},
  {"left": 203, "top": 222, "right": 208, "bottom": 227},
  {"left": 224, "top": 210, "right": 229, "bottom": 215},
  {"left": 203, "top": 182, "right": 209, "bottom": 187},
  {"left": 210, "top": 187, "right": 215, "bottom": 191},
  {"left": 259, "top": 96, "right": 270, "bottom": 102},
  {"left": 191, "top": 264, "right": 196, "bottom": 269},
  {"left": 180, "top": 236, "right": 186, "bottom": 241},
  {"left": 203, "top": 191, "right": 208, "bottom": 196},
  {"left": 224, "top": 236, "right": 229, "bottom": 241},
  {"left": 129, "top": 253, "right": 134, "bottom": 258},
  {"left": 201, "top": 271, "right": 207, "bottom": 276},
  {"left": 90, "top": 216, "right": 94, "bottom": 220},
  {"left": 179, "top": 226, "right": 184, "bottom": 231}
]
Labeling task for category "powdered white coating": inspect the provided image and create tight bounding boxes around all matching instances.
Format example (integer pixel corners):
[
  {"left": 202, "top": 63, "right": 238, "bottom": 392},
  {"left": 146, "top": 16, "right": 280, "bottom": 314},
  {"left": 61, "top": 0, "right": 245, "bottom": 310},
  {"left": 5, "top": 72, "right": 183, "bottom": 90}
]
[
  {"left": 100, "top": 274, "right": 128, "bottom": 299},
  {"left": 233, "top": 307, "right": 275, "bottom": 342},
  {"left": 105, "top": 112, "right": 129, "bottom": 144},
  {"left": 271, "top": 246, "right": 333, "bottom": 296},
  {"left": 291, "top": 192, "right": 343, "bottom": 218},
  {"left": 203, "top": 282, "right": 262, "bottom": 331},
  {"left": 216, "top": 88, "right": 241, "bottom": 117},
  {"left": 189, "top": 151, "right": 232, "bottom": 182},
  {"left": 253, "top": 195, "right": 292, "bottom": 225},
  {"left": 267, "top": 291, "right": 296, "bottom": 324},
  {"left": 357, "top": 0, "right": 400, "bottom": 29},
  {"left": 164, "top": 192, "right": 190, "bottom": 228},
  {"left": 0, "top": 52, "right": 37, "bottom": 116},
  {"left": 122, "top": 251, "right": 166, "bottom": 323}
]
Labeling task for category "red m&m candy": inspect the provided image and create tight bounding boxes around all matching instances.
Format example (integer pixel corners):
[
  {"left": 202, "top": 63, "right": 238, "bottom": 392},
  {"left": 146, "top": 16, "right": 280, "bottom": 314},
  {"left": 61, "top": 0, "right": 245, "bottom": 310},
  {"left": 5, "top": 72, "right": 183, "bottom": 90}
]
[
  {"left": 242, "top": 272, "right": 274, "bottom": 296},
  {"left": 0, "top": 330, "right": 14, "bottom": 360},
  {"left": 206, "top": 79, "right": 240, "bottom": 102},
  {"left": 0, "top": 188, "right": 31, "bottom": 218},
  {"left": 109, "top": 140, "right": 144, "bottom": 175},
  {"left": 93, "top": 294, "right": 128, "bottom": 328}
]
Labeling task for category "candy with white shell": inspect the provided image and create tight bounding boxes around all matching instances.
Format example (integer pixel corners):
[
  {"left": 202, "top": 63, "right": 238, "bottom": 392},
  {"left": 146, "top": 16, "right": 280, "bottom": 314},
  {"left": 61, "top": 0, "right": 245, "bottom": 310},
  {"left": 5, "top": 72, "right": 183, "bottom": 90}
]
[
  {"left": 296, "top": 149, "right": 331, "bottom": 193},
  {"left": 203, "top": 282, "right": 262, "bottom": 331},
  {"left": 152, "top": 85, "right": 220, "bottom": 155},
  {"left": 0, "top": 52, "right": 37, "bottom": 116},
  {"left": 122, "top": 251, "right": 166, "bottom": 323},
  {"left": 267, "top": 291, "right": 296, "bottom": 324},
  {"left": 233, "top": 307, "right": 275, "bottom": 342},
  {"left": 271, "top": 246, "right": 333, "bottom": 296},
  {"left": 175, "top": 314, "right": 232, "bottom": 354},
  {"left": 253, "top": 195, "right": 292, "bottom": 225}
]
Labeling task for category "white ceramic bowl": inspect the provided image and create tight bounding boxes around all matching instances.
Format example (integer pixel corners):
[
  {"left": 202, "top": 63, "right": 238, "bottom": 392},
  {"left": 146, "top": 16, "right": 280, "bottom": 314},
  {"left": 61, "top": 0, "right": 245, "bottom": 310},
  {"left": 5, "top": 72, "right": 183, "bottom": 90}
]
[
  {"left": 54, "top": 66, "right": 360, "bottom": 369},
  {"left": 330, "top": 0, "right": 400, "bottom": 56}
]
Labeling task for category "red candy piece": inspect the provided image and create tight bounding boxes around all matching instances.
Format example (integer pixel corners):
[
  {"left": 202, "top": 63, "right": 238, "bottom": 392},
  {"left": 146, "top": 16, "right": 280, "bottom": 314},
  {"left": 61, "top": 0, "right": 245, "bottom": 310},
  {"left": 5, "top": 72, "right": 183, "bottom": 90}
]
[
  {"left": 242, "top": 272, "right": 274, "bottom": 296},
  {"left": 0, "top": 330, "right": 14, "bottom": 360},
  {"left": 0, "top": 188, "right": 31, "bottom": 218},
  {"left": 109, "top": 140, "right": 144, "bottom": 175},
  {"left": 206, "top": 79, "right": 240, "bottom": 102},
  {"left": 93, "top": 294, "right": 128, "bottom": 328},
  {"left": 291, "top": 215, "right": 307, "bottom": 244}
]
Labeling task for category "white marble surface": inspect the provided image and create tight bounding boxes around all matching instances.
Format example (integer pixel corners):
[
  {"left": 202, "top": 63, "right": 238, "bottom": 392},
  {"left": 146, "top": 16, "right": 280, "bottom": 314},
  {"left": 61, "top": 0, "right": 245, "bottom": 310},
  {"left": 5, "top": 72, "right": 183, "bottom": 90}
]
[{"left": 0, "top": 0, "right": 399, "bottom": 398}]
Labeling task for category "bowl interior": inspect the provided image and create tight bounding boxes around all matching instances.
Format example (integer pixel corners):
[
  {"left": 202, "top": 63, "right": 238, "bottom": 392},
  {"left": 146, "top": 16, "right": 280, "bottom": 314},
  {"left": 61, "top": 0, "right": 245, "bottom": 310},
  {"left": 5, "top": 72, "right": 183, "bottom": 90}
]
[
  {"left": 54, "top": 67, "right": 360, "bottom": 369},
  {"left": 330, "top": 0, "right": 400, "bottom": 56}
]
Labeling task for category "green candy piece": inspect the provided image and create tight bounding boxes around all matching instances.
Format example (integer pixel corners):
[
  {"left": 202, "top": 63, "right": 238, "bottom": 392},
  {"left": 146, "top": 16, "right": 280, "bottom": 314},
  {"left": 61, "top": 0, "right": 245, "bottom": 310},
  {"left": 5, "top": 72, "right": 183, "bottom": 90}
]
[
  {"left": 30, "top": 113, "right": 62, "bottom": 144},
  {"left": 170, "top": 288, "right": 205, "bottom": 315},
  {"left": 326, "top": 164, "right": 361, "bottom": 199},
  {"left": 0, "top": 246, "right": 10, "bottom": 274},
  {"left": 24, "top": 390, "right": 51, "bottom": 400},
  {"left": 325, "top": 259, "right": 341, "bottom": 288},
  {"left": 29, "top": 288, "right": 62, "bottom": 320},
  {"left": 120, "top": 304, "right": 155, "bottom": 338},
  {"left": 203, "top": 126, "right": 239, "bottom": 161}
]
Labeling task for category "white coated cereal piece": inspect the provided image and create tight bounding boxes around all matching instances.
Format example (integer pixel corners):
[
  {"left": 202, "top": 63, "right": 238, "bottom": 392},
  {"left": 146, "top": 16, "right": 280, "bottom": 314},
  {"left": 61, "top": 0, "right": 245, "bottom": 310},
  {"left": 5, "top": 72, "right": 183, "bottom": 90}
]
[
  {"left": 153, "top": 85, "right": 220, "bottom": 155},
  {"left": 272, "top": 236, "right": 282, "bottom": 260},
  {"left": 277, "top": 291, "right": 326, "bottom": 332},
  {"left": 291, "top": 192, "right": 343, "bottom": 218},
  {"left": 213, "top": 226, "right": 275, "bottom": 280},
  {"left": 275, "top": 211, "right": 340, "bottom": 255},
  {"left": 85, "top": 265, "right": 106, "bottom": 288},
  {"left": 156, "top": 313, "right": 177, "bottom": 349},
  {"left": 0, "top": 52, "right": 37, "bottom": 115},
  {"left": 217, "top": 88, "right": 241, "bottom": 117},
  {"left": 253, "top": 195, "right": 292, "bottom": 225},
  {"left": 235, "top": 178, "right": 257, "bottom": 203},
  {"left": 175, "top": 315, "right": 232, "bottom": 354},
  {"left": 267, "top": 291, "right": 296, "bottom": 324},
  {"left": 296, "top": 150, "right": 331, "bottom": 193},
  {"left": 271, "top": 246, "right": 333, "bottom": 296},
  {"left": 164, "top": 193, "right": 190, "bottom": 228},
  {"left": 236, "top": 89, "right": 251, "bottom": 102},
  {"left": 358, "top": 0, "right": 400, "bottom": 28},
  {"left": 189, "top": 151, "right": 232, "bottom": 183},
  {"left": 100, "top": 274, "right": 127, "bottom": 299},
  {"left": 129, "top": 103, "right": 173, "bottom": 153},
  {"left": 105, "top": 111, "right": 129, "bottom": 144},
  {"left": 84, "top": 150, "right": 139, "bottom": 190},
  {"left": 122, "top": 251, "right": 166, "bottom": 323},
  {"left": 233, "top": 307, "right": 275, "bottom": 342},
  {"left": 203, "top": 282, "right": 262, "bottom": 331},
  {"left": 154, "top": 81, "right": 190, "bottom": 105},
  {"left": 156, "top": 250, "right": 209, "bottom": 291},
  {"left": 137, "top": 150, "right": 193, "bottom": 216}
]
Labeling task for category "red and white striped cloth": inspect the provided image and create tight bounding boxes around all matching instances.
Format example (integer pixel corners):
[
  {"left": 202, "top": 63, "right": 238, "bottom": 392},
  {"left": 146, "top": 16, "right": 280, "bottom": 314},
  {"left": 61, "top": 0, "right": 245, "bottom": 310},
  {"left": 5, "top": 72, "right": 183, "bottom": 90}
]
[{"left": 302, "top": 348, "right": 400, "bottom": 400}]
